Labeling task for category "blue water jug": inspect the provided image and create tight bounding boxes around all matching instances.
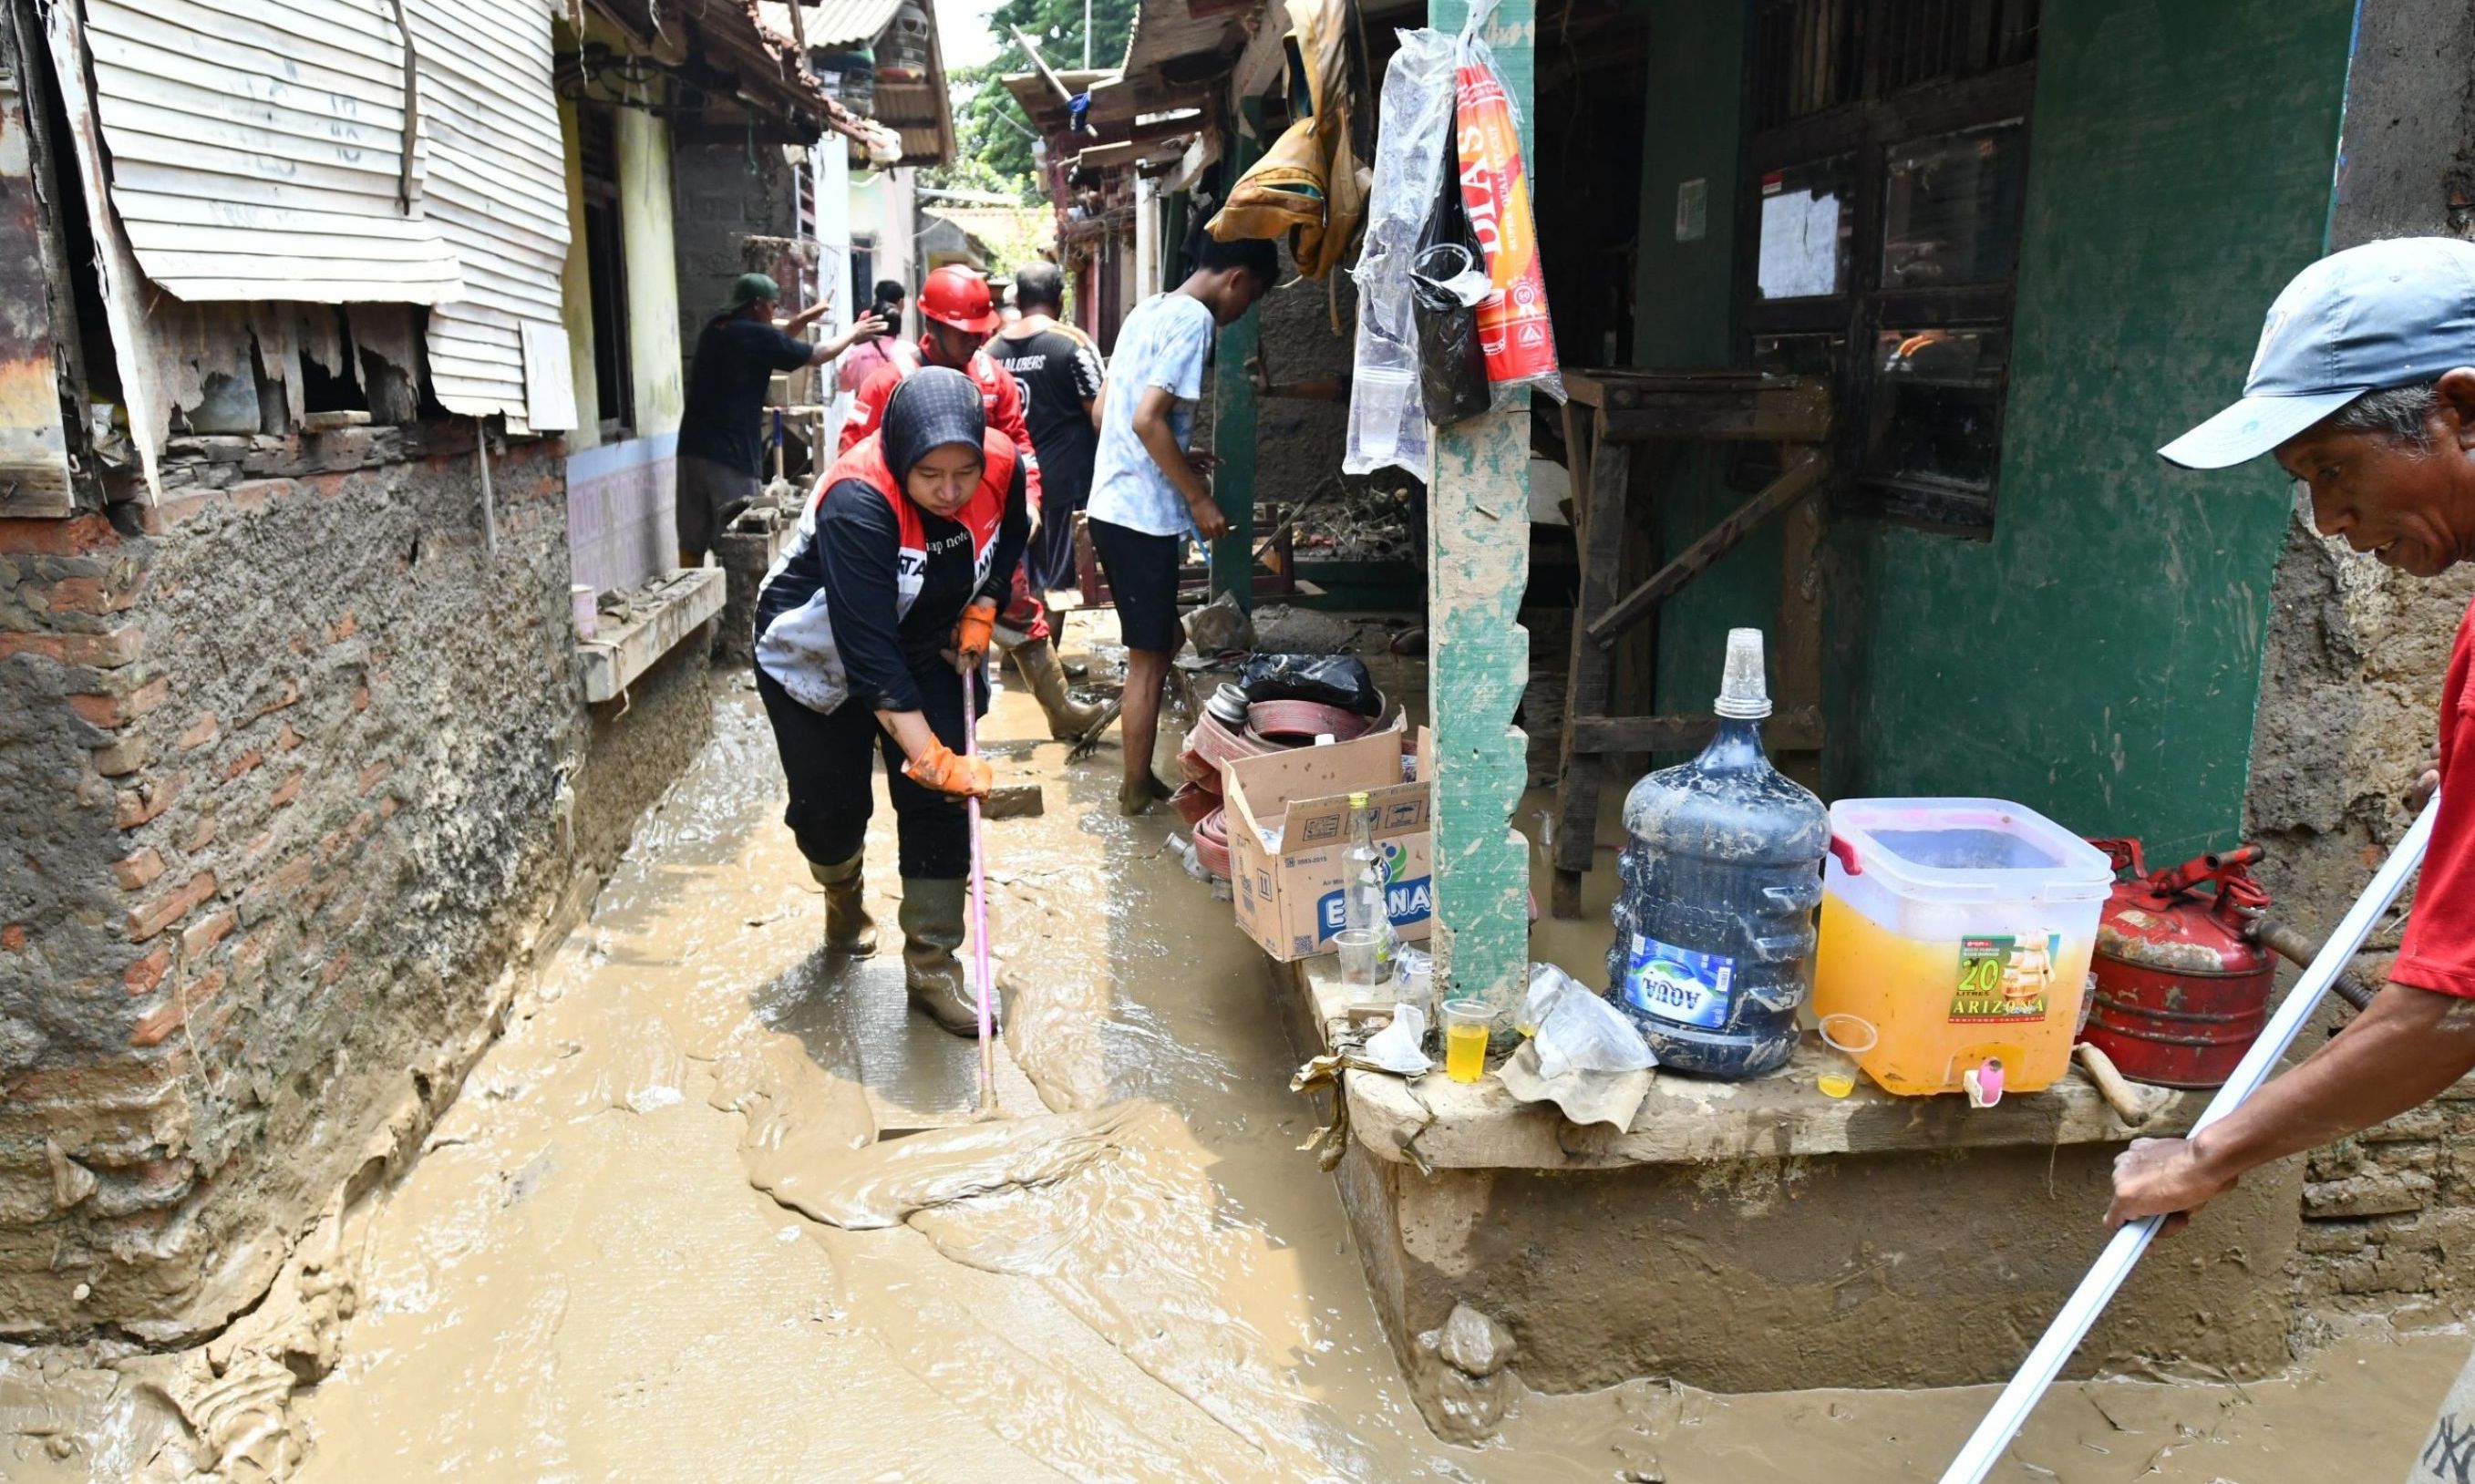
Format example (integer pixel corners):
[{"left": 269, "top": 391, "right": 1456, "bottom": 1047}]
[{"left": 1606, "top": 629, "right": 1829, "bottom": 1078}]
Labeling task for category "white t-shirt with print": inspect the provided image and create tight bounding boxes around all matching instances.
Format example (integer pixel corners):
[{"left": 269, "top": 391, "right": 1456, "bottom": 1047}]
[{"left": 1088, "top": 293, "right": 1216, "bottom": 537}]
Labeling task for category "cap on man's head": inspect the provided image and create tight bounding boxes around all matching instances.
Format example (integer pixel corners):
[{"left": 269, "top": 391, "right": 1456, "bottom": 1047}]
[
  {"left": 726, "top": 273, "right": 780, "bottom": 313},
  {"left": 2160, "top": 237, "right": 2475, "bottom": 469}
]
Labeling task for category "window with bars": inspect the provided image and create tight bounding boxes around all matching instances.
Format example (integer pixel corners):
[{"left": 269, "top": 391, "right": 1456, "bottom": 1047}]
[{"left": 1742, "top": 0, "right": 2037, "bottom": 530}]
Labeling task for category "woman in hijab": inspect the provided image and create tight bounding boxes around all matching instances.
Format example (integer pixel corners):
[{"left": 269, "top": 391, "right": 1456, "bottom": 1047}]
[{"left": 753, "top": 366, "right": 1028, "bottom": 1034}]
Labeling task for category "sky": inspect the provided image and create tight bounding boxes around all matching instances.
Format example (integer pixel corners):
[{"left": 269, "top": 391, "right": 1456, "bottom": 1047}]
[{"left": 934, "top": 0, "right": 1002, "bottom": 70}]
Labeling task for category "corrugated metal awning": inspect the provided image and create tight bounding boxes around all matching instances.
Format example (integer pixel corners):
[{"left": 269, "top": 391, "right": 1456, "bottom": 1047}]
[
  {"left": 758, "top": 0, "right": 902, "bottom": 50},
  {"left": 405, "top": 0, "right": 573, "bottom": 427},
  {"left": 79, "top": 0, "right": 466, "bottom": 304}
]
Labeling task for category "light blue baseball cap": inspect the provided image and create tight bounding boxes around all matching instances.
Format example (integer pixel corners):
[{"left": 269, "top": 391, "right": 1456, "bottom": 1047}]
[{"left": 2160, "top": 236, "right": 2475, "bottom": 469}]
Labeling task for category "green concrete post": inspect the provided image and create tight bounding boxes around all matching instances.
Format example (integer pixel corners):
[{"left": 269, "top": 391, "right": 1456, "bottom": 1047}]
[
  {"left": 1425, "top": 0, "right": 1533, "bottom": 1023},
  {"left": 1210, "top": 104, "right": 1266, "bottom": 609}
]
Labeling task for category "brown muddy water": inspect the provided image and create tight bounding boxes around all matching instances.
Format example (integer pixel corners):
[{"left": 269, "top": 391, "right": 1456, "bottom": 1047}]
[{"left": 3, "top": 623, "right": 2467, "bottom": 1481}]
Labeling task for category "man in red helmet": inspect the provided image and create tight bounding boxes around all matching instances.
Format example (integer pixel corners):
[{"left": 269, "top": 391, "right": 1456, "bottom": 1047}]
[{"left": 843, "top": 266, "right": 1104, "bottom": 739}]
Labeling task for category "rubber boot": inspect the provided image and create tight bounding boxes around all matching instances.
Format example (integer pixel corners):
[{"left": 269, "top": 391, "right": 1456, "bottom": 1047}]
[
  {"left": 809, "top": 850, "right": 877, "bottom": 957},
  {"left": 1009, "top": 636, "right": 1107, "bottom": 740},
  {"left": 900, "top": 878, "right": 986, "bottom": 1036}
]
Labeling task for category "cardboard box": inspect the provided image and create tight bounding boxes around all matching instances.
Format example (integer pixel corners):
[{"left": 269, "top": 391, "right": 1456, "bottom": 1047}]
[{"left": 1224, "top": 725, "right": 1433, "bottom": 962}]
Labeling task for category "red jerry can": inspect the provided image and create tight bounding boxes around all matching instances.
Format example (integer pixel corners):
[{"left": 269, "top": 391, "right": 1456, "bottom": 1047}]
[{"left": 2078, "top": 840, "right": 2276, "bottom": 1089}]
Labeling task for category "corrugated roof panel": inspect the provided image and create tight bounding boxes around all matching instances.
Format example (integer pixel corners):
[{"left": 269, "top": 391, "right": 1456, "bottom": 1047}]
[
  {"left": 406, "top": 0, "right": 573, "bottom": 426},
  {"left": 82, "top": 0, "right": 465, "bottom": 304},
  {"left": 758, "top": 0, "right": 903, "bottom": 51}
]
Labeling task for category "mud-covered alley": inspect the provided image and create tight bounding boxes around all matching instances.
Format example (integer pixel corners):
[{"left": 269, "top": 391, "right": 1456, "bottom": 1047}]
[{"left": 10, "top": 0, "right": 2475, "bottom": 1479}]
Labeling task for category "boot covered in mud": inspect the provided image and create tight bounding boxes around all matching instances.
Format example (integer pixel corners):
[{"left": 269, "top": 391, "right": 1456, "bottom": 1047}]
[
  {"left": 900, "top": 877, "right": 989, "bottom": 1036},
  {"left": 809, "top": 850, "right": 877, "bottom": 956},
  {"left": 1007, "top": 636, "right": 1107, "bottom": 741}
]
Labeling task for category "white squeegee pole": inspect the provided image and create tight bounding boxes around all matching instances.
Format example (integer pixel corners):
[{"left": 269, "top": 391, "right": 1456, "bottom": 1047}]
[{"left": 1938, "top": 794, "right": 2440, "bottom": 1484}]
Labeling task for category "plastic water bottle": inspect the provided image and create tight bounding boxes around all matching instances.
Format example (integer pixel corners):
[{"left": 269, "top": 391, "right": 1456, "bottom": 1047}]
[
  {"left": 1607, "top": 629, "right": 1828, "bottom": 1078},
  {"left": 1344, "top": 790, "right": 1396, "bottom": 971}
]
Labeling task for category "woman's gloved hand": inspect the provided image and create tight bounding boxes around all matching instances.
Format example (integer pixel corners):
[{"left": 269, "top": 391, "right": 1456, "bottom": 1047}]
[
  {"left": 950, "top": 599, "right": 998, "bottom": 674},
  {"left": 902, "top": 738, "right": 993, "bottom": 799}
]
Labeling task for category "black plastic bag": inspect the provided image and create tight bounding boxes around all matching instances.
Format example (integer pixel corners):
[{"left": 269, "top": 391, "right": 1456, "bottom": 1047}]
[
  {"left": 1240, "top": 652, "right": 1382, "bottom": 717},
  {"left": 1410, "top": 134, "right": 1491, "bottom": 428}
]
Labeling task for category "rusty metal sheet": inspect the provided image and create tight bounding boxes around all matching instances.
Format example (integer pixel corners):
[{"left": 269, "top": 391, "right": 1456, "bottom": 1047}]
[{"left": 0, "top": 43, "right": 70, "bottom": 516}]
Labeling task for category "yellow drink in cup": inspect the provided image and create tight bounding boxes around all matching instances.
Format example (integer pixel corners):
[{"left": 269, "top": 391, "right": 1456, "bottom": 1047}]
[{"left": 1441, "top": 998, "right": 1490, "bottom": 1084}]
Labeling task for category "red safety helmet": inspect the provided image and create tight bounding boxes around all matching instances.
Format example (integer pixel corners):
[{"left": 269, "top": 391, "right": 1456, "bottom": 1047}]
[{"left": 918, "top": 264, "right": 1000, "bottom": 335}]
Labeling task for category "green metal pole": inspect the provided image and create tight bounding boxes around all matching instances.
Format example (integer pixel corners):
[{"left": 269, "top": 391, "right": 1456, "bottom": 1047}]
[
  {"left": 1210, "top": 102, "right": 1267, "bottom": 609},
  {"left": 1424, "top": 0, "right": 1534, "bottom": 1024}
]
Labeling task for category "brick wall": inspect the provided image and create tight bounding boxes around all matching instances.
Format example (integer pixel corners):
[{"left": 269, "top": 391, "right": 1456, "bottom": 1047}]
[
  {"left": 670, "top": 134, "right": 798, "bottom": 373},
  {"left": 2292, "top": 1075, "right": 2475, "bottom": 1339},
  {"left": 0, "top": 422, "right": 709, "bottom": 1338}
]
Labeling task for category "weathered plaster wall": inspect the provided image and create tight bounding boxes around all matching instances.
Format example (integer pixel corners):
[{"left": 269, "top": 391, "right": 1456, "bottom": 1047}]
[
  {"left": 0, "top": 424, "right": 711, "bottom": 1339},
  {"left": 557, "top": 95, "right": 602, "bottom": 456},
  {"left": 618, "top": 109, "right": 685, "bottom": 438}
]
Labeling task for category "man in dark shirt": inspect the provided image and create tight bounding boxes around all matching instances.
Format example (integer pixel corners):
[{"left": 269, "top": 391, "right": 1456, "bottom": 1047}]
[
  {"left": 675, "top": 272, "right": 884, "bottom": 565},
  {"left": 986, "top": 261, "right": 1105, "bottom": 595}
]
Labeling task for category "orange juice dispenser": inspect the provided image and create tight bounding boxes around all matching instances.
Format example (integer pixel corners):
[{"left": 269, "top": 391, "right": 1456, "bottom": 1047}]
[{"left": 1811, "top": 799, "right": 2113, "bottom": 1100}]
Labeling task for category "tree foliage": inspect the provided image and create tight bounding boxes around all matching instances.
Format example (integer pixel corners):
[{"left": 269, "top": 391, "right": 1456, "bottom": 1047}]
[{"left": 922, "top": 0, "right": 1138, "bottom": 201}]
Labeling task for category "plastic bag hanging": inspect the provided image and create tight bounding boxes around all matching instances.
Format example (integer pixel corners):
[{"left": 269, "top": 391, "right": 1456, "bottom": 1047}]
[
  {"left": 1451, "top": 0, "right": 1563, "bottom": 405},
  {"left": 1409, "top": 130, "right": 1492, "bottom": 427},
  {"left": 1341, "top": 28, "right": 1457, "bottom": 477}
]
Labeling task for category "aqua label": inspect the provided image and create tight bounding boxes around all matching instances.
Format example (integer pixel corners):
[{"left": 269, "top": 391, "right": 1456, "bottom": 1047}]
[{"left": 1622, "top": 933, "right": 1735, "bottom": 1029}]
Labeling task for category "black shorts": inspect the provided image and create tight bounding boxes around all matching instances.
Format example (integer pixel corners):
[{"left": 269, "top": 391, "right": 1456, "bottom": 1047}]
[{"left": 1088, "top": 518, "right": 1183, "bottom": 654}]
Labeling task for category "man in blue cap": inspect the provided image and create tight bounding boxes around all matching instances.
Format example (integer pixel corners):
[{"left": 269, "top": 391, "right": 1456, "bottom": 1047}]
[{"left": 2111, "top": 238, "right": 2475, "bottom": 1237}]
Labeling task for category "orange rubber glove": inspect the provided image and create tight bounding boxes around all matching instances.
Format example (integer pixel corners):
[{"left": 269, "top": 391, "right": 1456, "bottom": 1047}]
[
  {"left": 902, "top": 738, "right": 993, "bottom": 799},
  {"left": 952, "top": 599, "right": 997, "bottom": 672}
]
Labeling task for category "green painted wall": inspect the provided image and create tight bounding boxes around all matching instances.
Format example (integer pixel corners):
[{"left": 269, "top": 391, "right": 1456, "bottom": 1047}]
[
  {"left": 1632, "top": 2, "right": 1783, "bottom": 731},
  {"left": 617, "top": 107, "right": 684, "bottom": 437},
  {"left": 557, "top": 96, "right": 602, "bottom": 453},
  {"left": 1635, "top": 0, "right": 2354, "bottom": 861}
]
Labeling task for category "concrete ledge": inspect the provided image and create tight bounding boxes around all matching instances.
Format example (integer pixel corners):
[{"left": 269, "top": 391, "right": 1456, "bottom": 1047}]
[
  {"left": 578, "top": 567, "right": 726, "bottom": 704},
  {"left": 1289, "top": 954, "right": 2197, "bottom": 1171}
]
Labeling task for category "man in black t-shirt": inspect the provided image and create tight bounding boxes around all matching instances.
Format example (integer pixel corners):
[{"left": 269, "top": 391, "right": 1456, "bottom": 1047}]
[
  {"left": 985, "top": 262, "right": 1104, "bottom": 594},
  {"left": 675, "top": 272, "right": 885, "bottom": 565}
]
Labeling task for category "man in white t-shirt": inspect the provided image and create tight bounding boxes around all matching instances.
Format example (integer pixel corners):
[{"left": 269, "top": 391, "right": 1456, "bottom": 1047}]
[{"left": 1086, "top": 234, "right": 1279, "bottom": 814}]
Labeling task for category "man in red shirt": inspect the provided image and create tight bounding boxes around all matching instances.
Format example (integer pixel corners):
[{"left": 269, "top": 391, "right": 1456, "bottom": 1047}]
[
  {"left": 842, "top": 265, "right": 1102, "bottom": 739},
  {"left": 2114, "top": 237, "right": 2475, "bottom": 1234}
]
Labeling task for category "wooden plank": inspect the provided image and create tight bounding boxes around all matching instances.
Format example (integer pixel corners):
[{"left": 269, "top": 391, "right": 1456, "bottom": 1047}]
[
  {"left": 1774, "top": 445, "right": 1826, "bottom": 788},
  {"left": 1587, "top": 454, "right": 1830, "bottom": 647},
  {"left": 1550, "top": 415, "right": 1624, "bottom": 920},
  {"left": 1568, "top": 706, "right": 1824, "bottom": 757},
  {"left": 1425, "top": 0, "right": 1534, "bottom": 1018},
  {"left": 1597, "top": 401, "right": 1831, "bottom": 443}
]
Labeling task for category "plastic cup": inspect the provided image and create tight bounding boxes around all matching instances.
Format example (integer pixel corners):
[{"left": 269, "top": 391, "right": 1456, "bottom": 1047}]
[
  {"left": 1818, "top": 1012, "right": 1878, "bottom": 1099},
  {"left": 1441, "top": 997, "right": 1490, "bottom": 1084},
  {"left": 1335, "top": 929, "right": 1385, "bottom": 986},
  {"left": 1394, "top": 944, "right": 1435, "bottom": 1015}
]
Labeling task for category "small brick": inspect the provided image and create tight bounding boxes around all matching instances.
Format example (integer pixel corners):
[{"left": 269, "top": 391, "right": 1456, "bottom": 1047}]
[
  {"left": 249, "top": 680, "right": 298, "bottom": 718},
  {"left": 109, "top": 848, "right": 165, "bottom": 891},
  {"left": 125, "top": 870, "right": 215, "bottom": 943},
  {"left": 180, "top": 909, "right": 236, "bottom": 959},
  {"left": 184, "top": 813, "right": 215, "bottom": 853},
  {"left": 327, "top": 611, "right": 357, "bottom": 643},
  {"left": 352, "top": 685, "right": 369, "bottom": 712},
  {"left": 356, "top": 761, "right": 390, "bottom": 793},
  {"left": 222, "top": 747, "right": 262, "bottom": 782},
  {"left": 130, "top": 967, "right": 226, "bottom": 1048},
  {"left": 376, "top": 795, "right": 398, "bottom": 819},
  {"left": 227, "top": 479, "right": 289, "bottom": 510},
  {"left": 0, "top": 514, "right": 118, "bottom": 557},
  {"left": 177, "top": 711, "right": 218, "bottom": 751},
  {"left": 123, "top": 943, "right": 170, "bottom": 995},
  {"left": 90, "top": 736, "right": 148, "bottom": 777},
  {"left": 144, "top": 491, "right": 230, "bottom": 531},
  {"left": 269, "top": 768, "right": 304, "bottom": 809},
  {"left": 115, "top": 771, "right": 185, "bottom": 830},
  {"left": 318, "top": 950, "right": 350, "bottom": 987},
  {"left": 45, "top": 576, "right": 108, "bottom": 613},
  {"left": 275, "top": 721, "right": 302, "bottom": 752},
  {"left": 1, "top": 924, "right": 23, "bottom": 952},
  {"left": 0, "top": 625, "right": 143, "bottom": 668},
  {"left": 68, "top": 675, "right": 170, "bottom": 731},
  {"left": 245, "top": 855, "right": 314, "bottom": 909}
]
